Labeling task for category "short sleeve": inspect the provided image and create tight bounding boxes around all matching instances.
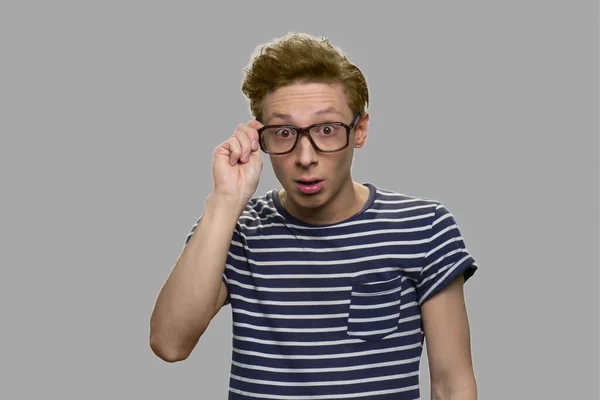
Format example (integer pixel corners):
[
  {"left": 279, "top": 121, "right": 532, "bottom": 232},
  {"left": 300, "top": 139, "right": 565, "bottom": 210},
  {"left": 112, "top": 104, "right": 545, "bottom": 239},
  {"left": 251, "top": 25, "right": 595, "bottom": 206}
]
[
  {"left": 417, "top": 202, "right": 478, "bottom": 305},
  {"left": 183, "top": 216, "right": 234, "bottom": 306}
]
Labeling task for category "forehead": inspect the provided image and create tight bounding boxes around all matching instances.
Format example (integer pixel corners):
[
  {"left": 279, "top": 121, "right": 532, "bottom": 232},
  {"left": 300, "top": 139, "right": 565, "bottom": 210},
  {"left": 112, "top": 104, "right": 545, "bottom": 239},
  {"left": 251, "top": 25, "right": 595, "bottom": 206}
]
[{"left": 262, "top": 82, "right": 351, "bottom": 124}]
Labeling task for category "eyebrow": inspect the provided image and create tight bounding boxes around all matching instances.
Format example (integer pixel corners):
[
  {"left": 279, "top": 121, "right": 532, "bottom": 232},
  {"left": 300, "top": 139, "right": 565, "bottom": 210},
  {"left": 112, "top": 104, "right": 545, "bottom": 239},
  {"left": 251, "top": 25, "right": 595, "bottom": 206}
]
[{"left": 267, "top": 107, "right": 344, "bottom": 123}]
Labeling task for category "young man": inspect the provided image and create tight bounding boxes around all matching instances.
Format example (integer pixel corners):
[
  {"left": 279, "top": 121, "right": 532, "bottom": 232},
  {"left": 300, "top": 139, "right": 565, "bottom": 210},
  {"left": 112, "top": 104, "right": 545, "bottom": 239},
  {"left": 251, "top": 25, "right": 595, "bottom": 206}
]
[{"left": 150, "top": 33, "right": 479, "bottom": 400}]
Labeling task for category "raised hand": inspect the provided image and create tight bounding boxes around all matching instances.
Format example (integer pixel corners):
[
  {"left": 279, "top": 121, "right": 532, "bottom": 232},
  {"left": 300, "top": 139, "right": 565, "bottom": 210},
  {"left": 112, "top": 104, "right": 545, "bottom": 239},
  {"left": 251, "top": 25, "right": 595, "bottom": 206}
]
[{"left": 211, "top": 119, "right": 264, "bottom": 207}]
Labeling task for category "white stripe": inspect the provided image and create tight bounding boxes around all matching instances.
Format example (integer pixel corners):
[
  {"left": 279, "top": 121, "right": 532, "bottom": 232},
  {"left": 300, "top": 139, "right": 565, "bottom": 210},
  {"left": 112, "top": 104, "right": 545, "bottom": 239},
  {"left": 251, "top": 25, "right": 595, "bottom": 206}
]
[
  {"left": 422, "top": 248, "right": 466, "bottom": 274},
  {"left": 373, "top": 203, "right": 429, "bottom": 209},
  {"left": 230, "top": 370, "right": 419, "bottom": 387},
  {"left": 233, "top": 322, "right": 347, "bottom": 333},
  {"left": 428, "top": 223, "right": 458, "bottom": 243},
  {"left": 225, "top": 264, "right": 411, "bottom": 280},
  {"left": 347, "top": 325, "right": 399, "bottom": 336},
  {"left": 240, "top": 226, "right": 429, "bottom": 241},
  {"left": 244, "top": 198, "right": 273, "bottom": 212},
  {"left": 238, "top": 214, "right": 434, "bottom": 233},
  {"left": 351, "top": 285, "right": 402, "bottom": 297},
  {"left": 232, "top": 342, "right": 422, "bottom": 360},
  {"left": 362, "top": 275, "right": 402, "bottom": 285},
  {"left": 417, "top": 262, "right": 453, "bottom": 288},
  {"left": 348, "top": 312, "right": 399, "bottom": 324},
  {"left": 233, "top": 314, "right": 421, "bottom": 335},
  {"left": 419, "top": 255, "right": 473, "bottom": 304},
  {"left": 365, "top": 204, "right": 437, "bottom": 214},
  {"left": 229, "top": 252, "right": 423, "bottom": 266},
  {"left": 350, "top": 298, "right": 401, "bottom": 310},
  {"left": 232, "top": 308, "right": 348, "bottom": 320},
  {"left": 374, "top": 197, "right": 429, "bottom": 204},
  {"left": 231, "top": 238, "right": 429, "bottom": 253},
  {"left": 349, "top": 302, "right": 418, "bottom": 320},
  {"left": 232, "top": 327, "right": 422, "bottom": 347},
  {"left": 230, "top": 293, "right": 350, "bottom": 306},
  {"left": 432, "top": 210, "right": 453, "bottom": 226},
  {"left": 229, "top": 279, "right": 352, "bottom": 292},
  {"left": 238, "top": 212, "right": 279, "bottom": 222},
  {"left": 228, "top": 384, "right": 420, "bottom": 399},
  {"left": 231, "top": 355, "right": 421, "bottom": 373},
  {"left": 426, "top": 236, "right": 464, "bottom": 259},
  {"left": 230, "top": 288, "right": 416, "bottom": 307}
]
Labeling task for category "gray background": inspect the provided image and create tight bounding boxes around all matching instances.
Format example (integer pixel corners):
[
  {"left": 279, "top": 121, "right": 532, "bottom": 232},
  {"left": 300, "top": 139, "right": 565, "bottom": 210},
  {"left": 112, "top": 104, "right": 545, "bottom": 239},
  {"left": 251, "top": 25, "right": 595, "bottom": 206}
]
[{"left": 1, "top": 1, "right": 598, "bottom": 399}]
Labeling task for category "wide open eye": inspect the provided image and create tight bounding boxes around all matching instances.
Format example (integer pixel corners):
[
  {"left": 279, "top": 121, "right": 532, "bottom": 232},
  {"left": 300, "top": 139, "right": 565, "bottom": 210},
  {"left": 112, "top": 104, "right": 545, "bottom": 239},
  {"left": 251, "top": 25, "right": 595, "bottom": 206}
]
[
  {"left": 313, "top": 124, "right": 341, "bottom": 136},
  {"left": 274, "top": 128, "right": 296, "bottom": 138}
]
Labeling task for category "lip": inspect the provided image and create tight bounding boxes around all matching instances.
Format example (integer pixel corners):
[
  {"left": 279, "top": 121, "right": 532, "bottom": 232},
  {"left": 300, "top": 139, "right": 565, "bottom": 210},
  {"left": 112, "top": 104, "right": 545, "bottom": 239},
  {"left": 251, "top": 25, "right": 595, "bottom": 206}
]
[
  {"left": 295, "top": 179, "right": 324, "bottom": 194},
  {"left": 295, "top": 177, "right": 323, "bottom": 183}
]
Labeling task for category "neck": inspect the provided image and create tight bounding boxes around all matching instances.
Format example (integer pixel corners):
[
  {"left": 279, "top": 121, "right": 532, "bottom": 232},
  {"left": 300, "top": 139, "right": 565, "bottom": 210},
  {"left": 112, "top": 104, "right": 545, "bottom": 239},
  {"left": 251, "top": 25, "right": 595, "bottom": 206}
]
[{"left": 279, "top": 179, "right": 370, "bottom": 225}]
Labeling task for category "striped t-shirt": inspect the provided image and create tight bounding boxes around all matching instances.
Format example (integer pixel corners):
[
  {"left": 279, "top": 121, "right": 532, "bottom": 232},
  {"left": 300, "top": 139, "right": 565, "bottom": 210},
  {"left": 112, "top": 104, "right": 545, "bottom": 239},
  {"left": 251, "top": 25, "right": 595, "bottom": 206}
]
[{"left": 184, "top": 183, "right": 478, "bottom": 400}]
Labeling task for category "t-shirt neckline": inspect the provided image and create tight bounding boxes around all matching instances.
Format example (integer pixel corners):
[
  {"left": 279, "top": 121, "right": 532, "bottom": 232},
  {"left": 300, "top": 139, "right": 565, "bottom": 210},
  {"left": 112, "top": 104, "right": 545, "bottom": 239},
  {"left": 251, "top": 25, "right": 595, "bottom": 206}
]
[{"left": 271, "top": 182, "right": 377, "bottom": 228}]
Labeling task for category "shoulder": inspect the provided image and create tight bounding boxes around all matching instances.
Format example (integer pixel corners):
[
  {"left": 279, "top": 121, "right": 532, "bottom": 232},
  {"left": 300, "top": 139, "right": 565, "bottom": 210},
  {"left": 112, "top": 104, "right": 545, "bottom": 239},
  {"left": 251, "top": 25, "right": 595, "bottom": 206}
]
[
  {"left": 368, "top": 183, "right": 442, "bottom": 216},
  {"left": 235, "top": 189, "right": 282, "bottom": 232},
  {"left": 366, "top": 184, "right": 467, "bottom": 241}
]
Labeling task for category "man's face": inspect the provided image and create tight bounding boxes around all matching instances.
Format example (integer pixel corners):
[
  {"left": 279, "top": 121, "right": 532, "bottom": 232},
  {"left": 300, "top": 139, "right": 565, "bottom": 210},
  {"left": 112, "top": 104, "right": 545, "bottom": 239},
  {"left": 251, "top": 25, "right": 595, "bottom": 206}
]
[{"left": 260, "top": 82, "right": 369, "bottom": 210}]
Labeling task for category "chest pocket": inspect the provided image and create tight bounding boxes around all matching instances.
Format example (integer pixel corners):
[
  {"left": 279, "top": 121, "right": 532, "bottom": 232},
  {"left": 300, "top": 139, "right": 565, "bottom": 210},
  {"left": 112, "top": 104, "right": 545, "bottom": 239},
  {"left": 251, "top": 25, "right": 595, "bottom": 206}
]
[{"left": 346, "top": 274, "right": 403, "bottom": 343}]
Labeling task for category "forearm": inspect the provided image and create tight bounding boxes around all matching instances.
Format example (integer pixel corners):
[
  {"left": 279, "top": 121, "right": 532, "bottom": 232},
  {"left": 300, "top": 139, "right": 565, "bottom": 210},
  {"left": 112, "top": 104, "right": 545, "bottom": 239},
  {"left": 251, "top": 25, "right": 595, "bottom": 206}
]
[{"left": 149, "top": 193, "right": 243, "bottom": 361}]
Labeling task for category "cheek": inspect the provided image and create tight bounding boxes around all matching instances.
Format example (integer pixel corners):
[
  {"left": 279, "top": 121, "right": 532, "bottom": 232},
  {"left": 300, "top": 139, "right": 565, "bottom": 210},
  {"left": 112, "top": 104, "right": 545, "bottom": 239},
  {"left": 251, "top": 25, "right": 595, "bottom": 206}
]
[
  {"left": 270, "top": 157, "right": 293, "bottom": 181},
  {"left": 334, "top": 151, "right": 353, "bottom": 171},
  {"left": 323, "top": 153, "right": 352, "bottom": 182}
]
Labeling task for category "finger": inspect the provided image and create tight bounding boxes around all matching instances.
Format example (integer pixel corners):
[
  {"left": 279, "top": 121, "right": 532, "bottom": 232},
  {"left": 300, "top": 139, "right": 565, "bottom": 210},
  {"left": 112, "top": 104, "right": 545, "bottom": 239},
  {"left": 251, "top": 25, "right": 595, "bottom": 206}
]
[
  {"left": 235, "top": 126, "right": 257, "bottom": 156},
  {"left": 226, "top": 137, "right": 243, "bottom": 166},
  {"left": 234, "top": 126, "right": 254, "bottom": 163},
  {"left": 238, "top": 123, "right": 261, "bottom": 152},
  {"left": 247, "top": 119, "right": 264, "bottom": 131},
  {"left": 247, "top": 120, "right": 264, "bottom": 149}
]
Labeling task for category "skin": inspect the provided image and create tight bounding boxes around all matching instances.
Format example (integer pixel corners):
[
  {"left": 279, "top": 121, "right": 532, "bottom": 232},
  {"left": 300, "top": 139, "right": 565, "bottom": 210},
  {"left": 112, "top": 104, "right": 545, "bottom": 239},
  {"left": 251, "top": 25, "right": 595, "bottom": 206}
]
[
  {"left": 150, "top": 81, "right": 477, "bottom": 399},
  {"left": 422, "top": 275, "right": 478, "bottom": 399},
  {"left": 260, "top": 82, "right": 371, "bottom": 225}
]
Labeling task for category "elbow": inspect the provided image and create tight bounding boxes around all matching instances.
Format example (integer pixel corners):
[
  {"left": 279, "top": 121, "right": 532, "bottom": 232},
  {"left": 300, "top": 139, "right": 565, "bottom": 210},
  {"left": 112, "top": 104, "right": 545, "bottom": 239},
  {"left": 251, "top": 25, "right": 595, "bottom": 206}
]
[
  {"left": 149, "top": 332, "right": 192, "bottom": 363},
  {"left": 148, "top": 308, "right": 211, "bottom": 363},
  {"left": 431, "top": 372, "right": 478, "bottom": 400}
]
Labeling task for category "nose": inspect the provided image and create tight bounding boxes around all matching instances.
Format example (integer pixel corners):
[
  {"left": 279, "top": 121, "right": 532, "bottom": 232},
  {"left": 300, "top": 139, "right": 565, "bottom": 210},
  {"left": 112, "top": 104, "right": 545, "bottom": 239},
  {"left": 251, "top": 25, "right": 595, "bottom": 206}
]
[{"left": 294, "top": 134, "right": 318, "bottom": 167}]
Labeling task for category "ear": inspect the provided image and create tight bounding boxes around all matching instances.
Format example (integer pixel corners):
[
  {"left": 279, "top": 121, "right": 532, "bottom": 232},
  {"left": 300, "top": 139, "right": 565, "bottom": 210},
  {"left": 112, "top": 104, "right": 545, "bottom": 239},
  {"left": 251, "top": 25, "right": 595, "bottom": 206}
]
[{"left": 353, "top": 112, "right": 370, "bottom": 148}]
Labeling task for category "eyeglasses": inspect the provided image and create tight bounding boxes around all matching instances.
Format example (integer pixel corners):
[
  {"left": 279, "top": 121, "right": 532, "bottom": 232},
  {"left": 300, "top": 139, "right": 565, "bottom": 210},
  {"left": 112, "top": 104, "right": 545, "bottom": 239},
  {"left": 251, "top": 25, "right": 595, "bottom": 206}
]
[{"left": 257, "top": 114, "right": 361, "bottom": 155}]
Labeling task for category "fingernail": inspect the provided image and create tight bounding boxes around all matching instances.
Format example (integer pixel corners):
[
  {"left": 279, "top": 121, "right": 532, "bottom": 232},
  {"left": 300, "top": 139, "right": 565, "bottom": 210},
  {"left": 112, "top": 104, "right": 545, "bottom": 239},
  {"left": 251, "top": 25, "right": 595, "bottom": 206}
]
[
  {"left": 252, "top": 140, "right": 258, "bottom": 151},
  {"left": 242, "top": 152, "right": 249, "bottom": 162}
]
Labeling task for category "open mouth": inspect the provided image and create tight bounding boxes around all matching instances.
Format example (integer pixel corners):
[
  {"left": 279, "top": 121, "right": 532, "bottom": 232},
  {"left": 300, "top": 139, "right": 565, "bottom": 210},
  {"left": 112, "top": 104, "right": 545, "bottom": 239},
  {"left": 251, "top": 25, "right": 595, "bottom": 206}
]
[
  {"left": 295, "top": 179, "right": 324, "bottom": 194},
  {"left": 297, "top": 180, "right": 322, "bottom": 185}
]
